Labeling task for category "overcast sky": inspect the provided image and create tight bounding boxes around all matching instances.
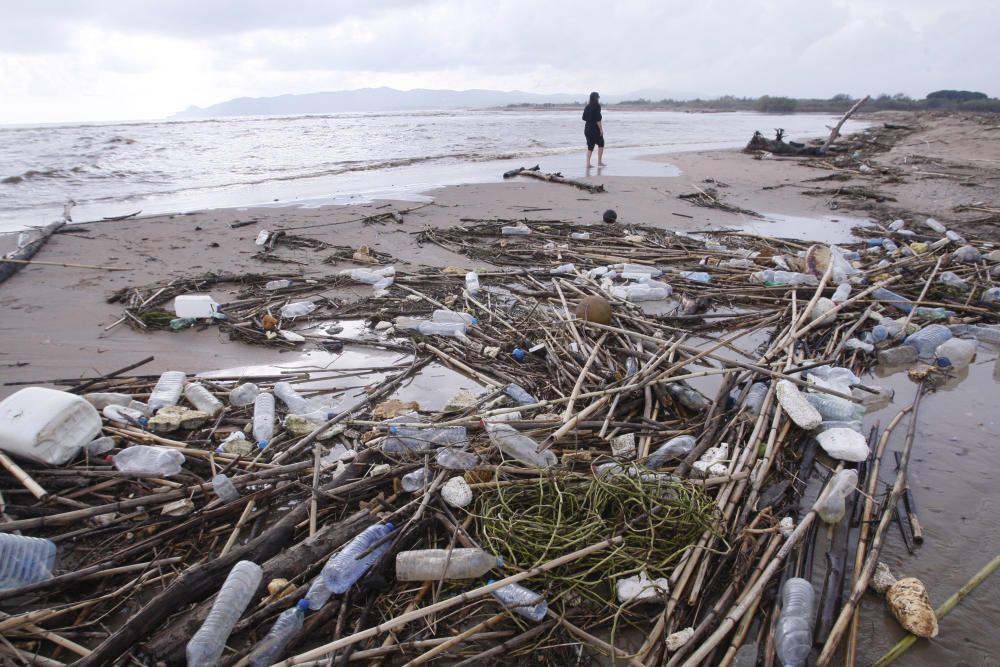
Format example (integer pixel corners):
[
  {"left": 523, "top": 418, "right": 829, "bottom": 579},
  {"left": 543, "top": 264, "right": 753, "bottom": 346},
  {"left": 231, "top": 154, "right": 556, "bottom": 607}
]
[{"left": 1, "top": 0, "right": 997, "bottom": 125}]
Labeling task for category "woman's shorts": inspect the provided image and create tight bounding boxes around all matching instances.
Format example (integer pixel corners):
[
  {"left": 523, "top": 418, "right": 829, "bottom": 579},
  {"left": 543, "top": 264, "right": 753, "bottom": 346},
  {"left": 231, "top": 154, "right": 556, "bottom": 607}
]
[{"left": 585, "top": 129, "right": 604, "bottom": 151}]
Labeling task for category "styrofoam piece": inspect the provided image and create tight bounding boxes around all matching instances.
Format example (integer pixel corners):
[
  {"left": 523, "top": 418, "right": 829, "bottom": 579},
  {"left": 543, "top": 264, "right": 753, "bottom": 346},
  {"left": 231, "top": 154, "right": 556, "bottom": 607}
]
[
  {"left": 615, "top": 571, "right": 670, "bottom": 603},
  {"left": 815, "top": 428, "right": 870, "bottom": 462},
  {"left": 441, "top": 476, "right": 473, "bottom": 508},
  {"left": 775, "top": 380, "right": 823, "bottom": 430}
]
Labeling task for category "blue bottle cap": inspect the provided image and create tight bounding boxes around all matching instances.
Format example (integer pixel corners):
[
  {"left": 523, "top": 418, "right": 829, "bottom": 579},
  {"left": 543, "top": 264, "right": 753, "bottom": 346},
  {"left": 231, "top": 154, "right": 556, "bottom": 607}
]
[
  {"left": 495, "top": 556, "right": 504, "bottom": 569},
  {"left": 487, "top": 579, "right": 497, "bottom": 585},
  {"left": 258, "top": 440, "right": 268, "bottom": 449},
  {"left": 388, "top": 426, "right": 400, "bottom": 434},
  {"left": 935, "top": 357, "right": 952, "bottom": 368},
  {"left": 512, "top": 348, "right": 526, "bottom": 361},
  {"left": 384, "top": 522, "right": 394, "bottom": 531},
  {"left": 296, "top": 599, "right": 311, "bottom": 610}
]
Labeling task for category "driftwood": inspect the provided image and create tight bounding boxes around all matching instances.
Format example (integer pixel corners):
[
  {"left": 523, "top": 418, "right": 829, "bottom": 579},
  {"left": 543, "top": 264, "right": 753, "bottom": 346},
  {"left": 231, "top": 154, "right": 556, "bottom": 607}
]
[
  {"left": 0, "top": 220, "right": 65, "bottom": 285},
  {"left": 822, "top": 95, "right": 871, "bottom": 151},
  {"left": 502, "top": 165, "right": 605, "bottom": 193},
  {"left": 745, "top": 129, "right": 824, "bottom": 156}
]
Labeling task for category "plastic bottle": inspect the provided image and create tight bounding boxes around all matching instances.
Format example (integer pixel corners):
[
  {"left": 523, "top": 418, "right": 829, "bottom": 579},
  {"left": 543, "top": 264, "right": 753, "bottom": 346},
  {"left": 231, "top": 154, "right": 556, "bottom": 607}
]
[
  {"left": 280, "top": 301, "right": 316, "bottom": 318},
  {"left": 923, "top": 217, "right": 946, "bottom": 234},
  {"left": 396, "top": 548, "right": 500, "bottom": 581},
  {"left": 435, "top": 447, "right": 480, "bottom": 470},
  {"left": 247, "top": 599, "right": 309, "bottom": 667},
  {"left": 304, "top": 576, "right": 333, "bottom": 610},
  {"left": 432, "top": 309, "right": 478, "bottom": 326},
  {"left": 550, "top": 263, "right": 576, "bottom": 275},
  {"left": 938, "top": 271, "right": 968, "bottom": 290},
  {"left": 504, "top": 384, "right": 538, "bottom": 405},
  {"left": 775, "top": 577, "right": 814, "bottom": 667},
  {"left": 255, "top": 230, "right": 270, "bottom": 245},
  {"left": 953, "top": 245, "right": 981, "bottom": 263},
  {"left": 186, "top": 560, "right": 263, "bottom": 667},
  {"left": 417, "top": 321, "right": 468, "bottom": 337},
  {"left": 877, "top": 345, "right": 917, "bottom": 367},
  {"left": 465, "top": 271, "right": 480, "bottom": 295},
  {"left": 274, "top": 382, "right": 310, "bottom": 414},
  {"left": 347, "top": 267, "right": 395, "bottom": 285},
  {"left": 816, "top": 469, "right": 859, "bottom": 523},
  {"left": 400, "top": 466, "right": 431, "bottom": 492},
  {"left": 489, "top": 580, "right": 547, "bottom": 622},
  {"left": 982, "top": 287, "right": 1000, "bottom": 304},
  {"left": 904, "top": 324, "right": 952, "bottom": 360},
  {"left": 253, "top": 393, "right": 275, "bottom": 448},
  {"left": 212, "top": 473, "right": 240, "bottom": 503},
  {"left": 183, "top": 383, "right": 223, "bottom": 417},
  {"left": 934, "top": 338, "right": 977, "bottom": 370},
  {"left": 743, "top": 382, "right": 770, "bottom": 416},
  {"left": 609, "top": 283, "right": 672, "bottom": 302},
  {"left": 750, "top": 270, "right": 818, "bottom": 286},
  {"left": 319, "top": 523, "right": 395, "bottom": 595},
  {"left": 501, "top": 225, "right": 531, "bottom": 235},
  {"left": 112, "top": 445, "right": 185, "bottom": 476},
  {"left": 970, "top": 324, "right": 1000, "bottom": 345},
  {"left": 0, "top": 533, "right": 57, "bottom": 590},
  {"left": 570, "top": 231, "right": 591, "bottom": 240},
  {"left": 103, "top": 403, "right": 149, "bottom": 427},
  {"left": 888, "top": 219, "right": 906, "bottom": 231},
  {"left": 617, "top": 263, "right": 661, "bottom": 276},
  {"left": 484, "top": 422, "right": 557, "bottom": 468},
  {"left": 264, "top": 279, "right": 291, "bottom": 290},
  {"left": 646, "top": 435, "right": 696, "bottom": 468},
  {"left": 831, "top": 283, "right": 852, "bottom": 304},
  {"left": 384, "top": 426, "right": 468, "bottom": 455},
  {"left": 804, "top": 393, "right": 865, "bottom": 422},
  {"left": 85, "top": 436, "right": 116, "bottom": 456},
  {"left": 679, "top": 270, "right": 711, "bottom": 283},
  {"left": 148, "top": 371, "right": 186, "bottom": 412},
  {"left": 82, "top": 392, "right": 133, "bottom": 410},
  {"left": 882, "top": 239, "right": 899, "bottom": 254},
  {"left": 229, "top": 382, "right": 260, "bottom": 407}
]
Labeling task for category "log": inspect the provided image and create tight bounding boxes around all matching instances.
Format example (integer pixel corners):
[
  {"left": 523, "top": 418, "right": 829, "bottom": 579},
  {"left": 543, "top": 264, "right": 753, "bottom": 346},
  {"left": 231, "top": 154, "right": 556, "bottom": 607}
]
[
  {"left": 502, "top": 165, "right": 605, "bottom": 193},
  {"left": 0, "top": 220, "right": 65, "bottom": 285}
]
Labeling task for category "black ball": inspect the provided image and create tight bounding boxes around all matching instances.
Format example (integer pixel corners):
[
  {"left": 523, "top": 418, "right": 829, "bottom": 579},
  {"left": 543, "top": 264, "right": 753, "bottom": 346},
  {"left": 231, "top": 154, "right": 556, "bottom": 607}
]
[{"left": 603, "top": 209, "right": 618, "bottom": 223}]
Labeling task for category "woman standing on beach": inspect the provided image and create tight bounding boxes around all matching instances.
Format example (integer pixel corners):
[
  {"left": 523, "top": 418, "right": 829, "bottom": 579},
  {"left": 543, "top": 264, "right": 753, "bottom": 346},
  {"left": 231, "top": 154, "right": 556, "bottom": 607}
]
[{"left": 582, "top": 91, "right": 605, "bottom": 167}]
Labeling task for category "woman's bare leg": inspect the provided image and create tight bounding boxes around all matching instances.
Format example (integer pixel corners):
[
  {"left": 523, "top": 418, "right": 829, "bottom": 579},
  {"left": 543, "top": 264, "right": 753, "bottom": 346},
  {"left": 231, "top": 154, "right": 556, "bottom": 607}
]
[
  {"left": 586, "top": 149, "right": 593, "bottom": 167},
  {"left": 597, "top": 146, "right": 606, "bottom": 166}
]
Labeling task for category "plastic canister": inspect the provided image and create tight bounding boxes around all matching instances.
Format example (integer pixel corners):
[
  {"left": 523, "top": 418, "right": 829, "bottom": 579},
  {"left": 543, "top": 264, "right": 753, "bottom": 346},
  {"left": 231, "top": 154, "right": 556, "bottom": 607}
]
[
  {"left": 174, "top": 294, "right": 221, "bottom": 318},
  {"left": 0, "top": 387, "right": 102, "bottom": 465}
]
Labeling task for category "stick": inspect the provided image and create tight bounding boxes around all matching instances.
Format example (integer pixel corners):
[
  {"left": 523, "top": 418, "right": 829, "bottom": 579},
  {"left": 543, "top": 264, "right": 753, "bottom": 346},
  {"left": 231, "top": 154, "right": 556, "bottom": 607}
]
[
  {"left": 0, "top": 257, "right": 128, "bottom": 271},
  {"left": 822, "top": 95, "right": 870, "bottom": 151},
  {"left": 0, "top": 451, "right": 49, "bottom": 500}
]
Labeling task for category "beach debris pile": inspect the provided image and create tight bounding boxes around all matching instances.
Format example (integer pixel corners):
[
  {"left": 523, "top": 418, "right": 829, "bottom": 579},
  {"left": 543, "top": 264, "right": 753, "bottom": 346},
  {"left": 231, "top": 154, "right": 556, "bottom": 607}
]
[{"left": 1, "top": 212, "right": 999, "bottom": 666}]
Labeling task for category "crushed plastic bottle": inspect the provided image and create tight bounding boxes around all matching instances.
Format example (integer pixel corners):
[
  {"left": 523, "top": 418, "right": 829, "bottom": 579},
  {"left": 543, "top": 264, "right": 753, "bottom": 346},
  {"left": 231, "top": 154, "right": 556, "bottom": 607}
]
[
  {"left": 112, "top": 445, "right": 185, "bottom": 476},
  {"left": 953, "top": 245, "right": 981, "bottom": 263},
  {"left": 264, "top": 279, "right": 291, "bottom": 290},
  {"left": 253, "top": 393, "right": 275, "bottom": 448},
  {"left": 274, "top": 382, "right": 310, "bottom": 414},
  {"left": 750, "top": 270, "right": 818, "bottom": 286},
  {"left": 400, "top": 466, "right": 431, "bottom": 492},
  {"left": 816, "top": 469, "right": 858, "bottom": 523},
  {"left": 504, "top": 383, "right": 538, "bottom": 406},
  {"left": 465, "top": 271, "right": 480, "bottom": 295},
  {"left": 229, "top": 382, "right": 260, "bottom": 407},
  {"left": 280, "top": 301, "right": 317, "bottom": 318},
  {"left": 186, "top": 560, "right": 263, "bottom": 667},
  {"left": 435, "top": 447, "right": 480, "bottom": 470},
  {"left": 383, "top": 426, "right": 468, "bottom": 455},
  {"left": 346, "top": 267, "right": 396, "bottom": 285},
  {"left": 319, "top": 523, "right": 395, "bottom": 595},
  {"left": 433, "top": 309, "right": 478, "bottom": 325},
  {"left": 831, "top": 283, "right": 852, "bottom": 304},
  {"left": 904, "top": 324, "right": 952, "bottom": 360},
  {"left": 84, "top": 436, "right": 116, "bottom": 456},
  {"left": 938, "top": 271, "right": 968, "bottom": 290},
  {"left": 877, "top": 344, "right": 917, "bottom": 367},
  {"left": 212, "top": 473, "right": 240, "bottom": 503},
  {"left": 103, "top": 403, "right": 149, "bottom": 427},
  {"left": 248, "top": 599, "right": 309, "bottom": 667},
  {"left": 148, "top": 371, "right": 186, "bottom": 412},
  {"left": 489, "top": 580, "right": 548, "bottom": 621},
  {"left": 484, "top": 422, "right": 557, "bottom": 468},
  {"left": 550, "top": 263, "right": 576, "bottom": 275},
  {"left": 396, "top": 548, "right": 500, "bottom": 581},
  {"left": 774, "top": 578, "right": 815, "bottom": 667},
  {"left": 0, "top": 533, "right": 57, "bottom": 590},
  {"left": 570, "top": 231, "right": 591, "bottom": 240},
  {"left": 417, "top": 321, "right": 468, "bottom": 337},
  {"left": 679, "top": 271, "right": 711, "bottom": 283},
  {"left": 646, "top": 435, "right": 696, "bottom": 468},
  {"left": 183, "top": 382, "right": 223, "bottom": 417},
  {"left": 804, "top": 393, "right": 865, "bottom": 422}
]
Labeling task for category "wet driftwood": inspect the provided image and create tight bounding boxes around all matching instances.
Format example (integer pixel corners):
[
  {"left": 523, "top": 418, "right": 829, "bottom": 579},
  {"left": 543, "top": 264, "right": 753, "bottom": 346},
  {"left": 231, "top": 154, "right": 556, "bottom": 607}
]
[
  {"left": 0, "top": 220, "right": 65, "bottom": 285},
  {"left": 502, "top": 164, "right": 605, "bottom": 193}
]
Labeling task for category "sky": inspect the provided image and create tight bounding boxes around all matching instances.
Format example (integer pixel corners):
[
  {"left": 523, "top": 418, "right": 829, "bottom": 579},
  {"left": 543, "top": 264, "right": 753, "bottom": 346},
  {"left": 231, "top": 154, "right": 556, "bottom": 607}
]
[{"left": 1, "top": 0, "right": 998, "bottom": 125}]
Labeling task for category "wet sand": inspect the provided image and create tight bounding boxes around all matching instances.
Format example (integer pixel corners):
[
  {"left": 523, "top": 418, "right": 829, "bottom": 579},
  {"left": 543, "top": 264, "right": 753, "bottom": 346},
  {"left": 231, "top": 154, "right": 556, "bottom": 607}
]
[{"left": 1, "top": 110, "right": 999, "bottom": 665}]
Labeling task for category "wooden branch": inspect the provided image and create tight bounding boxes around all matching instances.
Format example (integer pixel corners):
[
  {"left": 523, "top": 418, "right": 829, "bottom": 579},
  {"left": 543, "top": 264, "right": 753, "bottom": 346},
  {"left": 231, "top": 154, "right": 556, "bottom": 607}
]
[
  {"left": 502, "top": 165, "right": 605, "bottom": 193},
  {"left": 822, "top": 95, "right": 871, "bottom": 151},
  {"left": 0, "top": 220, "right": 65, "bottom": 285}
]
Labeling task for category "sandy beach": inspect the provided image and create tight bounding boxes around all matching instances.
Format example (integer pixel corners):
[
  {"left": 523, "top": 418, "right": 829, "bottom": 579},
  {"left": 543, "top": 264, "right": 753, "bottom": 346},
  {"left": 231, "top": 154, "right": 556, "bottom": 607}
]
[{"left": 1, "top": 110, "right": 999, "bottom": 665}]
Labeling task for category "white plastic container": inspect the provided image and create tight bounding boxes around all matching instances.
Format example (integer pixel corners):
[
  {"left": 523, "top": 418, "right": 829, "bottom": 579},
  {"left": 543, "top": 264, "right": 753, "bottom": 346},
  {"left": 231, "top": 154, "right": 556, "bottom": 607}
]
[
  {"left": 174, "top": 294, "right": 220, "bottom": 319},
  {"left": 0, "top": 387, "right": 102, "bottom": 465}
]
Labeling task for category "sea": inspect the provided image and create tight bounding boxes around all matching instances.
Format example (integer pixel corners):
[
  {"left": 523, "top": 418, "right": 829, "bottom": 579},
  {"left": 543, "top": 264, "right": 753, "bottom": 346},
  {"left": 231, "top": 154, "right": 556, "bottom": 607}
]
[{"left": 0, "top": 109, "right": 864, "bottom": 232}]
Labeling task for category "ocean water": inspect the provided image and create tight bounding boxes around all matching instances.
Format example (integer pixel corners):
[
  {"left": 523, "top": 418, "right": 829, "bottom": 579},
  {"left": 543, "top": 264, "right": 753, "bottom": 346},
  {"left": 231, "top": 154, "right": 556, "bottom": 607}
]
[{"left": 0, "top": 109, "right": 863, "bottom": 231}]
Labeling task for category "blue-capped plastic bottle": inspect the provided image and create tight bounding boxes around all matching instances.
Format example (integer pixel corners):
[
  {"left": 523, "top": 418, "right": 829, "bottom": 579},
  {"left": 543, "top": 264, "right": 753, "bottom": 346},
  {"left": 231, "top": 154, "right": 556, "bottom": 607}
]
[
  {"left": 248, "top": 599, "right": 309, "bottom": 667},
  {"left": 186, "top": 560, "right": 263, "bottom": 667},
  {"left": 903, "top": 323, "right": 952, "bottom": 360},
  {"left": 432, "top": 309, "right": 478, "bottom": 326},
  {"left": 774, "top": 577, "right": 815, "bottom": 667},
  {"left": 489, "top": 580, "right": 548, "bottom": 621},
  {"left": 319, "top": 523, "right": 395, "bottom": 595},
  {"left": 0, "top": 533, "right": 57, "bottom": 590},
  {"left": 253, "top": 392, "right": 275, "bottom": 448}
]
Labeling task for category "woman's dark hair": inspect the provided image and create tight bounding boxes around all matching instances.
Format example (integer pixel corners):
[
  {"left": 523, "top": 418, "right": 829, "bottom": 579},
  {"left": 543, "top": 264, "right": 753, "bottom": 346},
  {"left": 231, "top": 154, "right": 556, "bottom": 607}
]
[{"left": 589, "top": 91, "right": 600, "bottom": 105}]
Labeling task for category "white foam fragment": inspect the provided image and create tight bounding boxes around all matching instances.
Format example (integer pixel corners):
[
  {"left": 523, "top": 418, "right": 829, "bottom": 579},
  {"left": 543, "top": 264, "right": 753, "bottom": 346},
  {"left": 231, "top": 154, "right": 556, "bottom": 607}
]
[
  {"left": 615, "top": 571, "right": 670, "bottom": 603},
  {"left": 441, "top": 476, "right": 473, "bottom": 508},
  {"left": 776, "top": 380, "right": 823, "bottom": 430},
  {"left": 815, "top": 428, "right": 870, "bottom": 462}
]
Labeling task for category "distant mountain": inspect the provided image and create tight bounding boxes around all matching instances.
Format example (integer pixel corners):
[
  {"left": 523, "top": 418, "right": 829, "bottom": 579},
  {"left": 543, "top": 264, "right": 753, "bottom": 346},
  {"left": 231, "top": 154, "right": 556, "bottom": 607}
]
[{"left": 170, "top": 87, "right": 678, "bottom": 119}]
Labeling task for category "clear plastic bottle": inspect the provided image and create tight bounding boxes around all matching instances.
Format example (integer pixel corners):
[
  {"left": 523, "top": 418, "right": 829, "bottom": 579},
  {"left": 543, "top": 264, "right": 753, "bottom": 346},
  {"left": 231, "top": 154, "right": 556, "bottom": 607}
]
[
  {"left": 831, "top": 283, "right": 852, "bottom": 304},
  {"left": 319, "top": 523, "right": 395, "bottom": 595},
  {"left": 612, "top": 282, "right": 673, "bottom": 302},
  {"left": 103, "top": 403, "right": 149, "bottom": 427},
  {"left": 877, "top": 345, "right": 917, "bottom": 366},
  {"left": 400, "top": 466, "right": 431, "bottom": 492},
  {"left": 804, "top": 393, "right": 865, "bottom": 422},
  {"left": 0, "top": 533, "right": 57, "bottom": 590},
  {"left": 84, "top": 436, "right": 116, "bottom": 456},
  {"left": 750, "top": 270, "right": 817, "bottom": 286},
  {"left": 872, "top": 287, "right": 913, "bottom": 313},
  {"left": 934, "top": 338, "right": 977, "bottom": 370},
  {"left": 774, "top": 577, "right": 815, "bottom": 667},
  {"left": 953, "top": 245, "right": 981, "bottom": 263},
  {"left": 435, "top": 447, "right": 480, "bottom": 470},
  {"left": 550, "top": 263, "right": 576, "bottom": 275},
  {"left": 212, "top": 474, "right": 240, "bottom": 503},
  {"left": 501, "top": 225, "right": 531, "bottom": 235},
  {"left": 253, "top": 393, "right": 275, "bottom": 448},
  {"left": 504, "top": 384, "right": 538, "bottom": 405},
  {"left": 679, "top": 270, "right": 711, "bottom": 283},
  {"left": 417, "top": 321, "right": 468, "bottom": 337},
  {"left": 816, "top": 469, "right": 858, "bottom": 523},
  {"left": 280, "top": 301, "right": 316, "bottom": 318},
  {"left": 264, "top": 279, "right": 291, "bottom": 290},
  {"left": 186, "top": 560, "right": 263, "bottom": 667},
  {"left": 570, "top": 231, "right": 591, "bottom": 240},
  {"left": 484, "top": 422, "right": 557, "bottom": 468},
  {"left": 274, "top": 382, "right": 310, "bottom": 414},
  {"left": 347, "top": 268, "right": 392, "bottom": 285},
  {"left": 743, "top": 382, "right": 770, "bottom": 416},
  {"left": 229, "top": 382, "right": 260, "bottom": 407},
  {"left": 432, "top": 309, "right": 478, "bottom": 326},
  {"left": 82, "top": 392, "right": 133, "bottom": 410},
  {"left": 148, "top": 371, "right": 186, "bottom": 412},
  {"left": 489, "top": 580, "right": 548, "bottom": 621},
  {"left": 904, "top": 324, "right": 952, "bottom": 360},
  {"left": 618, "top": 263, "right": 662, "bottom": 277},
  {"left": 112, "top": 445, "right": 185, "bottom": 476},
  {"left": 384, "top": 426, "right": 468, "bottom": 455},
  {"left": 946, "top": 229, "right": 967, "bottom": 244},
  {"left": 396, "top": 548, "right": 501, "bottom": 581},
  {"left": 183, "top": 382, "right": 223, "bottom": 417},
  {"left": 646, "top": 435, "right": 696, "bottom": 468},
  {"left": 923, "top": 217, "right": 946, "bottom": 234},
  {"left": 465, "top": 271, "right": 480, "bottom": 295},
  {"left": 938, "top": 271, "right": 968, "bottom": 290},
  {"left": 882, "top": 239, "right": 899, "bottom": 254},
  {"left": 248, "top": 599, "right": 309, "bottom": 667},
  {"left": 304, "top": 576, "right": 333, "bottom": 611}
]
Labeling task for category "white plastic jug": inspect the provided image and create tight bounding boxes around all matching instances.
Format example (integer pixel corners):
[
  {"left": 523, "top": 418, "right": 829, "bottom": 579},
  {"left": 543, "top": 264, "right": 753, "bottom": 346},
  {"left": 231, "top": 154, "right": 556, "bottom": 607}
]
[
  {"left": 0, "top": 387, "right": 102, "bottom": 465},
  {"left": 174, "top": 294, "right": 220, "bottom": 318}
]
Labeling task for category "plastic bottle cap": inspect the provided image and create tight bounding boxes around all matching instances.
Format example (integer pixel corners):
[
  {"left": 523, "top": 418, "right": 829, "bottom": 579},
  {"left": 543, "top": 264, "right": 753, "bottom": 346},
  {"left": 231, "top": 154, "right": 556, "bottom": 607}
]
[
  {"left": 296, "top": 599, "right": 311, "bottom": 610},
  {"left": 512, "top": 348, "right": 526, "bottom": 361},
  {"left": 258, "top": 440, "right": 268, "bottom": 449},
  {"left": 935, "top": 357, "right": 952, "bottom": 368},
  {"left": 487, "top": 579, "right": 497, "bottom": 585},
  {"left": 495, "top": 556, "right": 504, "bottom": 568},
  {"left": 384, "top": 522, "right": 394, "bottom": 531}
]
